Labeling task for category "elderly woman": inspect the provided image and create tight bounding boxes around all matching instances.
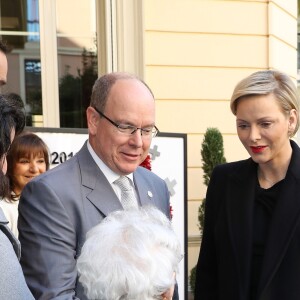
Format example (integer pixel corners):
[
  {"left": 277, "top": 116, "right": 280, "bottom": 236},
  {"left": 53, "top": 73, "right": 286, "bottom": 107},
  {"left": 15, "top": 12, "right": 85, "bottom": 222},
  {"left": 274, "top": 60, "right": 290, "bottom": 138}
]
[
  {"left": 0, "top": 94, "right": 34, "bottom": 299},
  {"left": 77, "top": 206, "right": 182, "bottom": 300}
]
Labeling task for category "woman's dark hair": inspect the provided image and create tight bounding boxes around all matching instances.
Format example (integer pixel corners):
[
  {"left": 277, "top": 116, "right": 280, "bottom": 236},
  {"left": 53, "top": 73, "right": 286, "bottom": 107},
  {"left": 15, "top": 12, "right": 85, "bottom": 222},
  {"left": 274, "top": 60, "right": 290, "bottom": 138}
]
[
  {"left": 0, "top": 94, "right": 25, "bottom": 198},
  {"left": 0, "top": 40, "right": 8, "bottom": 54}
]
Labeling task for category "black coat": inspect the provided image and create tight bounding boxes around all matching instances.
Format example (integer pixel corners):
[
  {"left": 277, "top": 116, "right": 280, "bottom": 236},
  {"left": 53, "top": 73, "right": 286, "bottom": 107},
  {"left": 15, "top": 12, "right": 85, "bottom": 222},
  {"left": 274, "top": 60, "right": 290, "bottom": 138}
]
[{"left": 195, "top": 140, "right": 300, "bottom": 300}]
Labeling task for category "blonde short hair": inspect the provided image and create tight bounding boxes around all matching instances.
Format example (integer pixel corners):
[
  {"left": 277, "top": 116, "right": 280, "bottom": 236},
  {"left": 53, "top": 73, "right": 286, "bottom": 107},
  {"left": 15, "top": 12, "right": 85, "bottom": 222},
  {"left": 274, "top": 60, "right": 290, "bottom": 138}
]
[{"left": 230, "top": 70, "right": 299, "bottom": 136}]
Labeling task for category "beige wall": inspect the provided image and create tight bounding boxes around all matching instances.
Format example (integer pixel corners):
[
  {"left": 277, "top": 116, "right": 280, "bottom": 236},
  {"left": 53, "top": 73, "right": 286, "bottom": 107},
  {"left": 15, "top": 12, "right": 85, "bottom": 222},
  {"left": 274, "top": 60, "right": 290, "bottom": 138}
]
[{"left": 143, "top": 0, "right": 297, "bottom": 287}]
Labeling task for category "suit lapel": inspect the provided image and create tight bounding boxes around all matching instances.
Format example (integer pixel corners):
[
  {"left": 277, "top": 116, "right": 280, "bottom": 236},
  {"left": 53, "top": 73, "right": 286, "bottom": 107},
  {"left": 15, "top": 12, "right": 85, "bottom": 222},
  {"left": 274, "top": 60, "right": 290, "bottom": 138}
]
[
  {"left": 133, "top": 170, "right": 156, "bottom": 207},
  {"left": 258, "top": 141, "right": 300, "bottom": 297},
  {"left": 228, "top": 159, "right": 257, "bottom": 295},
  {"left": 76, "top": 143, "right": 165, "bottom": 216},
  {"left": 85, "top": 176, "right": 123, "bottom": 216},
  {"left": 77, "top": 142, "right": 123, "bottom": 216}
]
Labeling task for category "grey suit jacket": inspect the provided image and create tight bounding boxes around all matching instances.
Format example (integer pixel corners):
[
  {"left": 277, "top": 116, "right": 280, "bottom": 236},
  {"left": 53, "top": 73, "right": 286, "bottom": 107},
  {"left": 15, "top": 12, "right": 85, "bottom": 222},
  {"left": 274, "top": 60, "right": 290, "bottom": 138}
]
[{"left": 19, "top": 141, "right": 172, "bottom": 300}]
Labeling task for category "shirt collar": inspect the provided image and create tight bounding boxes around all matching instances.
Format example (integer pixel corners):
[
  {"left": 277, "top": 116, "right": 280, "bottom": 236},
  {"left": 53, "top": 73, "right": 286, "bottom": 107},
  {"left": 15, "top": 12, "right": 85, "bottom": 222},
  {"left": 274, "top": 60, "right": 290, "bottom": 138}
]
[{"left": 87, "top": 140, "right": 134, "bottom": 184}]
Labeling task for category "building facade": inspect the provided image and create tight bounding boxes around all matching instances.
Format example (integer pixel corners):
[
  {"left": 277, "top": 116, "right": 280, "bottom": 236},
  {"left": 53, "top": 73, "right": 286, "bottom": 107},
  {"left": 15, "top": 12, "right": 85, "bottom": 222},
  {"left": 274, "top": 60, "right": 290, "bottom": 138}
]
[{"left": 0, "top": 0, "right": 298, "bottom": 292}]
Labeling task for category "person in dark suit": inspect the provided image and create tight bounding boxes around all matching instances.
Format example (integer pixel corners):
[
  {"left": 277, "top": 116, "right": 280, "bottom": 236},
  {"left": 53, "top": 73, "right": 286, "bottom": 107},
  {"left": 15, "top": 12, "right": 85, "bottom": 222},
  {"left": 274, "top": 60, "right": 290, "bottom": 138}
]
[
  {"left": 19, "top": 72, "right": 177, "bottom": 299},
  {"left": 194, "top": 70, "right": 300, "bottom": 300},
  {"left": 77, "top": 206, "right": 182, "bottom": 300}
]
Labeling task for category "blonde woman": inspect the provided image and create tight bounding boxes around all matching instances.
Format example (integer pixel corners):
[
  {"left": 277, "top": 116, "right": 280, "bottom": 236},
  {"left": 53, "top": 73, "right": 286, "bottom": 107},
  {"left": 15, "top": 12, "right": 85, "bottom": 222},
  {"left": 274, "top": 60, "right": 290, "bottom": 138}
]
[{"left": 195, "top": 70, "right": 300, "bottom": 300}]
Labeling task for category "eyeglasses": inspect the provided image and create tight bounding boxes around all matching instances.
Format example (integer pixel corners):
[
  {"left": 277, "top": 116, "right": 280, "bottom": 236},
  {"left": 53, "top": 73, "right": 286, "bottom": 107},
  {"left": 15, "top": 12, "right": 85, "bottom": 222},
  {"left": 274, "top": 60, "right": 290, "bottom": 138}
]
[{"left": 93, "top": 107, "right": 159, "bottom": 138}]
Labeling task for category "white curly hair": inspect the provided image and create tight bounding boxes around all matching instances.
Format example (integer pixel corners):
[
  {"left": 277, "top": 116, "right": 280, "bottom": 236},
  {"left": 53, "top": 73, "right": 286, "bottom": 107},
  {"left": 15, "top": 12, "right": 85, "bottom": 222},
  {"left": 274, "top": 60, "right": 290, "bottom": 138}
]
[{"left": 77, "top": 205, "right": 182, "bottom": 300}]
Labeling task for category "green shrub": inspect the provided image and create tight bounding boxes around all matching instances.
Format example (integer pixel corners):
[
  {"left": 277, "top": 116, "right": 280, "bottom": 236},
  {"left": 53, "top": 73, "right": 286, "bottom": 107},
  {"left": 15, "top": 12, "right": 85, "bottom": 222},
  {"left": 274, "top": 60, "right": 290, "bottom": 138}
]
[
  {"left": 189, "top": 127, "right": 226, "bottom": 294},
  {"left": 189, "top": 265, "right": 197, "bottom": 294}
]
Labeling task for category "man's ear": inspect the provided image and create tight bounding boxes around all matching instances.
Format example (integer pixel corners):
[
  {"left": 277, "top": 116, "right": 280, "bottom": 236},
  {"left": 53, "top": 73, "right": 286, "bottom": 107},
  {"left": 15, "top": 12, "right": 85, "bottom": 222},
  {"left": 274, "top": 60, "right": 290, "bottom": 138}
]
[{"left": 86, "top": 106, "right": 99, "bottom": 135}]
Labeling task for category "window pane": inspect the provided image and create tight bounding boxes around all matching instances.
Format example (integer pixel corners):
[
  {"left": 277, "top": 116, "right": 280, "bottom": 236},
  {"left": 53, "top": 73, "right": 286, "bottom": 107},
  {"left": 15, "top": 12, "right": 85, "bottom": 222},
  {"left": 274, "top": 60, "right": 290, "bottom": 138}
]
[
  {"left": 24, "top": 58, "right": 42, "bottom": 116},
  {"left": 56, "top": 0, "right": 98, "bottom": 128},
  {"left": 0, "top": 0, "right": 41, "bottom": 127}
]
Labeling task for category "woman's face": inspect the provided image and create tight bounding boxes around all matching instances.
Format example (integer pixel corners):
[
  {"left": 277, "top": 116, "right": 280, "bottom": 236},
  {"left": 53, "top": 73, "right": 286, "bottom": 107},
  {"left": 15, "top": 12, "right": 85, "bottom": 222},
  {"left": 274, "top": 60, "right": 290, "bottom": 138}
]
[
  {"left": 12, "top": 153, "right": 47, "bottom": 194},
  {"left": 1, "top": 128, "right": 15, "bottom": 175},
  {"left": 236, "top": 93, "right": 297, "bottom": 167}
]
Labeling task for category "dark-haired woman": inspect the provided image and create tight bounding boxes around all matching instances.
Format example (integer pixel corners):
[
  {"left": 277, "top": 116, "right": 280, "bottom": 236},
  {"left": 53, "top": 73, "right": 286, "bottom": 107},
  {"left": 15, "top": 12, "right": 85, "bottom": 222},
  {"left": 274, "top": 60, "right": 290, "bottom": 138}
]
[{"left": 0, "top": 131, "right": 49, "bottom": 237}]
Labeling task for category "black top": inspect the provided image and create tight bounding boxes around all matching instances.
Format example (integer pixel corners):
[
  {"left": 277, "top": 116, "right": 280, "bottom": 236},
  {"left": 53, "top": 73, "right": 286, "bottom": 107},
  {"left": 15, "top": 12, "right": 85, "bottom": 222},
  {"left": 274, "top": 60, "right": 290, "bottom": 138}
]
[{"left": 250, "top": 178, "right": 284, "bottom": 300}]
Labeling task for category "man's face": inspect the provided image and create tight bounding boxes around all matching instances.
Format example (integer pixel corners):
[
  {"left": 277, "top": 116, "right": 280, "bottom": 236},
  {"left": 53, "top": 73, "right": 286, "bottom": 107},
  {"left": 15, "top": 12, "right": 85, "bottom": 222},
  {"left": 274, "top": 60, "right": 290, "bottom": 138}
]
[
  {"left": 0, "top": 51, "right": 7, "bottom": 87},
  {"left": 87, "top": 79, "right": 156, "bottom": 175}
]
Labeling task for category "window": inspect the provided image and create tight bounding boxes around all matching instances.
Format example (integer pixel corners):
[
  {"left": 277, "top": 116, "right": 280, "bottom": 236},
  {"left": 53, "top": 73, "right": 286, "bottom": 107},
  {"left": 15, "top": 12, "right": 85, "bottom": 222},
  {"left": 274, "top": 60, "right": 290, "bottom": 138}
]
[
  {"left": 56, "top": 0, "right": 98, "bottom": 128},
  {"left": 1, "top": 0, "right": 41, "bottom": 125},
  {"left": 24, "top": 58, "right": 41, "bottom": 125},
  {"left": 0, "top": 0, "right": 143, "bottom": 128}
]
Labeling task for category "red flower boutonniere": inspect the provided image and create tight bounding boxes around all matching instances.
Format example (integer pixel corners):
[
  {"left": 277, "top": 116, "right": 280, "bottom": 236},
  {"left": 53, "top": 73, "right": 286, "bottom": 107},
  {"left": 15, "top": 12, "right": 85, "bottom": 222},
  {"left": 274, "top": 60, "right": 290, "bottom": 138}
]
[
  {"left": 139, "top": 154, "right": 152, "bottom": 171},
  {"left": 169, "top": 205, "right": 173, "bottom": 220},
  {"left": 139, "top": 154, "right": 173, "bottom": 220}
]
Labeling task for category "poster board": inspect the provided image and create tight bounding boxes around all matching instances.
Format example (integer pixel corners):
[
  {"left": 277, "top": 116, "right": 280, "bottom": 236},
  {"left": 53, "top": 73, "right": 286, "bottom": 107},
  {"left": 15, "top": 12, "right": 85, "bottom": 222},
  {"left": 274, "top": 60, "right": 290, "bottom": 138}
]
[{"left": 28, "top": 127, "right": 188, "bottom": 299}]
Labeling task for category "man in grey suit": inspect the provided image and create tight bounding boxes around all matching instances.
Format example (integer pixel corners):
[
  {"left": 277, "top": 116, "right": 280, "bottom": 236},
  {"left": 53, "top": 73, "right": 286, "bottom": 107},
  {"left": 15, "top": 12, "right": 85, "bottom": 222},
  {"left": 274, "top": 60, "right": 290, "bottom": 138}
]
[{"left": 19, "top": 72, "right": 177, "bottom": 299}]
